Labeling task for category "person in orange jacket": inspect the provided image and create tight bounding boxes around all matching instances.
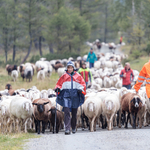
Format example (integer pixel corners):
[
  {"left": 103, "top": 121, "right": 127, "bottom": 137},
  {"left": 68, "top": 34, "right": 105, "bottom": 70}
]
[{"left": 134, "top": 60, "right": 150, "bottom": 98}]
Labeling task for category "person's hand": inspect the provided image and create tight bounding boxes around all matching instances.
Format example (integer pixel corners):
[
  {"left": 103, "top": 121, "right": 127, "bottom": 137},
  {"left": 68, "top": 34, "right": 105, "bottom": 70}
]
[
  {"left": 55, "top": 88, "right": 60, "bottom": 93},
  {"left": 123, "top": 73, "right": 126, "bottom": 78},
  {"left": 77, "top": 89, "right": 82, "bottom": 94}
]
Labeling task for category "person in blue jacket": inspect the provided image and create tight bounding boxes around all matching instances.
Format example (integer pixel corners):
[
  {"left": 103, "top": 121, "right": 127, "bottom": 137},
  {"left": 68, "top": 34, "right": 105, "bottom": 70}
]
[
  {"left": 86, "top": 48, "right": 97, "bottom": 68},
  {"left": 54, "top": 61, "right": 86, "bottom": 135}
]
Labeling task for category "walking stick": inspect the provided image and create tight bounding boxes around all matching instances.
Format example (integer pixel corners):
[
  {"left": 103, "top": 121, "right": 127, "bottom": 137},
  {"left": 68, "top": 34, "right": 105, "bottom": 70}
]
[{"left": 54, "top": 92, "right": 58, "bottom": 133}]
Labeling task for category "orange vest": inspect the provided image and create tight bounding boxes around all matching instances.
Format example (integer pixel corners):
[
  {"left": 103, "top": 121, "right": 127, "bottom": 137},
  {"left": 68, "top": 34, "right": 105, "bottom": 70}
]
[{"left": 134, "top": 61, "right": 150, "bottom": 98}]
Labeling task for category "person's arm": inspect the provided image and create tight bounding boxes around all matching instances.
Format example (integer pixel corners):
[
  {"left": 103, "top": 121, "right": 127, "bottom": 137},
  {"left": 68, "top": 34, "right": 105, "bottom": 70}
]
[
  {"left": 134, "top": 66, "right": 146, "bottom": 93},
  {"left": 78, "top": 75, "right": 86, "bottom": 95},
  {"left": 120, "top": 70, "right": 124, "bottom": 78},
  {"left": 131, "top": 70, "right": 134, "bottom": 81},
  {"left": 86, "top": 53, "right": 90, "bottom": 62}
]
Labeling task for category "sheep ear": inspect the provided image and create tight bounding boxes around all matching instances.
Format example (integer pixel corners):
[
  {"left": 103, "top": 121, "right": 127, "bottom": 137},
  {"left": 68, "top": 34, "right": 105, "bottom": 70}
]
[
  {"left": 130, "top": 98, "right": 135, "bottom": 103},
  {"left": 32, "top": 103, "right": 37, "bottom": 105},
  {"left": 44, "top": 102, "right": 49, "bottom": 105}
]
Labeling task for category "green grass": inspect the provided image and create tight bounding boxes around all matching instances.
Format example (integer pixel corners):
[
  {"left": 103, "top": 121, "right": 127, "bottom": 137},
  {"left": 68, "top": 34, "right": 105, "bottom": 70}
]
[
  {"left": 0, "top": 68, "right": 59, "bottom": 150},
  {"left": 0, "top": 133, "right": 39, "bottom": 150},
  {"left": 0, "top": 68, "right": 59, "bottom": 91},
  {"left": 129, "top": 56, "right": 149, "bottom": 71}
]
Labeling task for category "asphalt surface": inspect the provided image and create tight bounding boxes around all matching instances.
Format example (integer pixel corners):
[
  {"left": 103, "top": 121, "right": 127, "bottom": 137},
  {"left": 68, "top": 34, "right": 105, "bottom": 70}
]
[{"left": 24, "top": 125, "right": 150, "bottom": 150}]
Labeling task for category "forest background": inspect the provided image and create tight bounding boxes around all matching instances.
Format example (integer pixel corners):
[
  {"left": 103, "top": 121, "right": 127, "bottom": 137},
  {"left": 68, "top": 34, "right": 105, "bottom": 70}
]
[{"left": 0, "top": 0, "right": 150, "bottom": 66}]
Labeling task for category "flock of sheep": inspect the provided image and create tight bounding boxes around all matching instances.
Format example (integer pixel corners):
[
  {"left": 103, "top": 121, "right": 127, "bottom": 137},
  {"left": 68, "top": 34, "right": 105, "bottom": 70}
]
[{"left": 1, "top": 48, "right": 150, "bottom": 135}]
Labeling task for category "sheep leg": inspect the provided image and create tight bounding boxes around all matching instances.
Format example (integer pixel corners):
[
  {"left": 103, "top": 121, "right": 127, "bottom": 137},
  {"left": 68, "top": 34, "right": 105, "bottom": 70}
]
[
  {"left": 113, "top": 114, "right": 117, "bottom": 127},
  {"left": 24, "top": 119, "right": 28, "bottom": 133},
  {"left": 100, "top": 115, "right": 105, "bottom": 129},
  {"left": 88, "top": 118, "right": 91, "bottom": 131},
  {"left": 84, "top": 115, "right": 89, "bottom": 129},
  {"left": 94, "top": 117, "right": 97, "bottom": 131},
  {"left": 125, "top": 112, "right": 130, "bottom": 129},
  {"left": 90, "top": 116, "right": 95, "bottom": 132},
  {"left": 34, "top": 119, "right": 38, "bottom": 133},
  {"left": 132, "top": 113, "right": 136, "bottom": 129},
  {"left": 81, "top": 114, "right": 85, "bottom": 130},
  {"left": 109, "top": 113, "right": 115, "bottom": 130},
  {"left": 16, "top": 119, "right": 19, "bottom": 132},
  {"left": 56, "top": 122, "right": 59, "bottom": 133},
  {"left": 118, "top": 110, "right": 121, "bottom": 128},
  {"left": 37, "top": 120, "right": 40, "bottom": 134},
  {"left": 29, "top": 118, "right": 32, "bottom": 130},
  {"left": 122, "top": 111, "right": 126, "bottom": 128},
  {"left": 144, "top": 111, "right": 148, "bottom": 127},
  {"left": 52, "top": 123, "right": 55, "bottom": 134},
  {"left": 139, "top": 115, "right": 143, "bottom": 128},
  {"left": 42, "top": 121, "right": 45, "bottom": 134}
]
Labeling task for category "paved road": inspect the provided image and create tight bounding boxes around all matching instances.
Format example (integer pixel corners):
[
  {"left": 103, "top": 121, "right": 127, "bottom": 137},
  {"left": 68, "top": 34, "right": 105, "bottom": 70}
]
[{"left": 24, "top": 126, "right": 150, "bottom": 150}]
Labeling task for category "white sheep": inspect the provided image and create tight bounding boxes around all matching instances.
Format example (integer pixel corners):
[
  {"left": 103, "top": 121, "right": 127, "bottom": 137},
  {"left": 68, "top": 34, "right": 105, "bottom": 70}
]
[
  {"left": 103, "top": 76, "right": 112, "bottom": 88},
  {"left": 41, "top": 90, "right": 48, "bottom": 99},
  {"left": 102, "top": 93, "right": 120, "bottom": 130},
  {"left": 24, "top": 65, "right": 33, "bottom": 82},
  {"left": 37, "top": 70, "right": 45, "bottom": 80},
  {"left": 11, "top": 70, "right": 18, "bottom": 82},
  {"left": 9, "top": 96, "right": 33, "bottom": 133},
  {"left": 83, "top": 94, "right": 103, "bottom": 132},
  {"left": 57, "top": 67, "right": 65, "bottom": 77},
  {"left": 0, "top": 96, "right": 12, "bottom": 133}
]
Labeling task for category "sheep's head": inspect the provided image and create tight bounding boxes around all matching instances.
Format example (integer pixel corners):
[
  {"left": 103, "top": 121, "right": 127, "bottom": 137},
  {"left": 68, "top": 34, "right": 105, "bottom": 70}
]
[
  {"left": 48, "top": 106, "right": 56, "bottom": 115},
  {"left": 33, "top": 102, "right": 49, "bottom": 113},
  {"left": 130, "top": 96, "right": 142, "bottom": 108},
  {"left": 5, "top": 84, "right": 12, "bottom": 90}
]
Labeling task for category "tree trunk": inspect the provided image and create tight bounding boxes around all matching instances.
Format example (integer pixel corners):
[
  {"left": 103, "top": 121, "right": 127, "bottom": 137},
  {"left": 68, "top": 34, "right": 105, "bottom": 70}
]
[
  {"left": 104, "top": 4, "right": 108, "bottom": 43},
  {"left": 21, "top": 40, "right": 32, "bottom": 64},
  {"left": 3, "top": 27, "right": 8, "bottom": 63},
  {"left": 39, "top": 36, "right": 42, "bottom": 56},
  {"left": 69, "top": 42, "right": 71, "bottom": 52},
  {"left": 21, "top": 0, "right": 32, "bottom": 64},
  {"left": 49, "top": 43, "right": 53, "bottom": 53},
  {"left": 13, "top": 44, "right": 16, "bottom": 61},
  {"left": 79, "top": 0, "right": 82, "bottom": 16}
]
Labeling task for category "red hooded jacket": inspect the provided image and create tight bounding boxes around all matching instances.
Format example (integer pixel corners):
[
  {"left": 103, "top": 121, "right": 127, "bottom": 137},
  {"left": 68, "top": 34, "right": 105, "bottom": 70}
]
[{"left": 120, "top": 67, "right": 134, "bottom": 85}]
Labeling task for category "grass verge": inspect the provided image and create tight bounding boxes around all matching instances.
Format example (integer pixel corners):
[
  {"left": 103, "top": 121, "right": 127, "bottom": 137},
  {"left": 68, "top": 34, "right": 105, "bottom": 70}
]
[
  {"left": 0, "top": 133, "right": 39, "bottom": 150},
  {"left": 0, "top": 68, "right": 59, "bottom": 91}
]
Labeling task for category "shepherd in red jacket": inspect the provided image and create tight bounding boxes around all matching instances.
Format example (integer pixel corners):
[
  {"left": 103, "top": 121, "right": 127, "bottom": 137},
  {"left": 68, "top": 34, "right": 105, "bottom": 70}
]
[
  {"left": 120, "top": 62, "right": 134, "bottom": 89},
  {"left": 55, "top": 61, "right": 86, "bottom": 135}
]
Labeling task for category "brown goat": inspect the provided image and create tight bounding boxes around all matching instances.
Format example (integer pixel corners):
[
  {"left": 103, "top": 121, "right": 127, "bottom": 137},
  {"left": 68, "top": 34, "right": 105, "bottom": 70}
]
[
  {"left": 32, "top": 99, "right": 52, "bottom": 134},
  {"left": 6, "top": 65, "right": 17, "bottom": 75},
  {"left": 52, "top": 63, "right": 64, "bottom": 72},
  {"left": 48, "top": 106, "right": 63, "bottom": 134},
  {"left": 121, "top": 92, "right": 142, "bottom": 129}
]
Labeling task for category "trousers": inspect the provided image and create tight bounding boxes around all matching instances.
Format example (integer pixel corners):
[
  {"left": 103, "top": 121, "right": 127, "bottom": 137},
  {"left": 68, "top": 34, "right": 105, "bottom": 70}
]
[{"left": 64, "top": 107, "right": 78, "bottom": 131}]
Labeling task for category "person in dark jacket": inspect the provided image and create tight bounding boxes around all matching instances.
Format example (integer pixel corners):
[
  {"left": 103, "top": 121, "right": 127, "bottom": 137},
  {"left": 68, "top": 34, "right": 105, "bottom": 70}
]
[
  {"left": 120, "top": 62, "right": 134, "bottom": 89},
  {"left": 86, "top": 48, "right": 97, "bottom": 68},
  {"left": 54, "top": 61, "right": 86, "bottom": 135}
]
